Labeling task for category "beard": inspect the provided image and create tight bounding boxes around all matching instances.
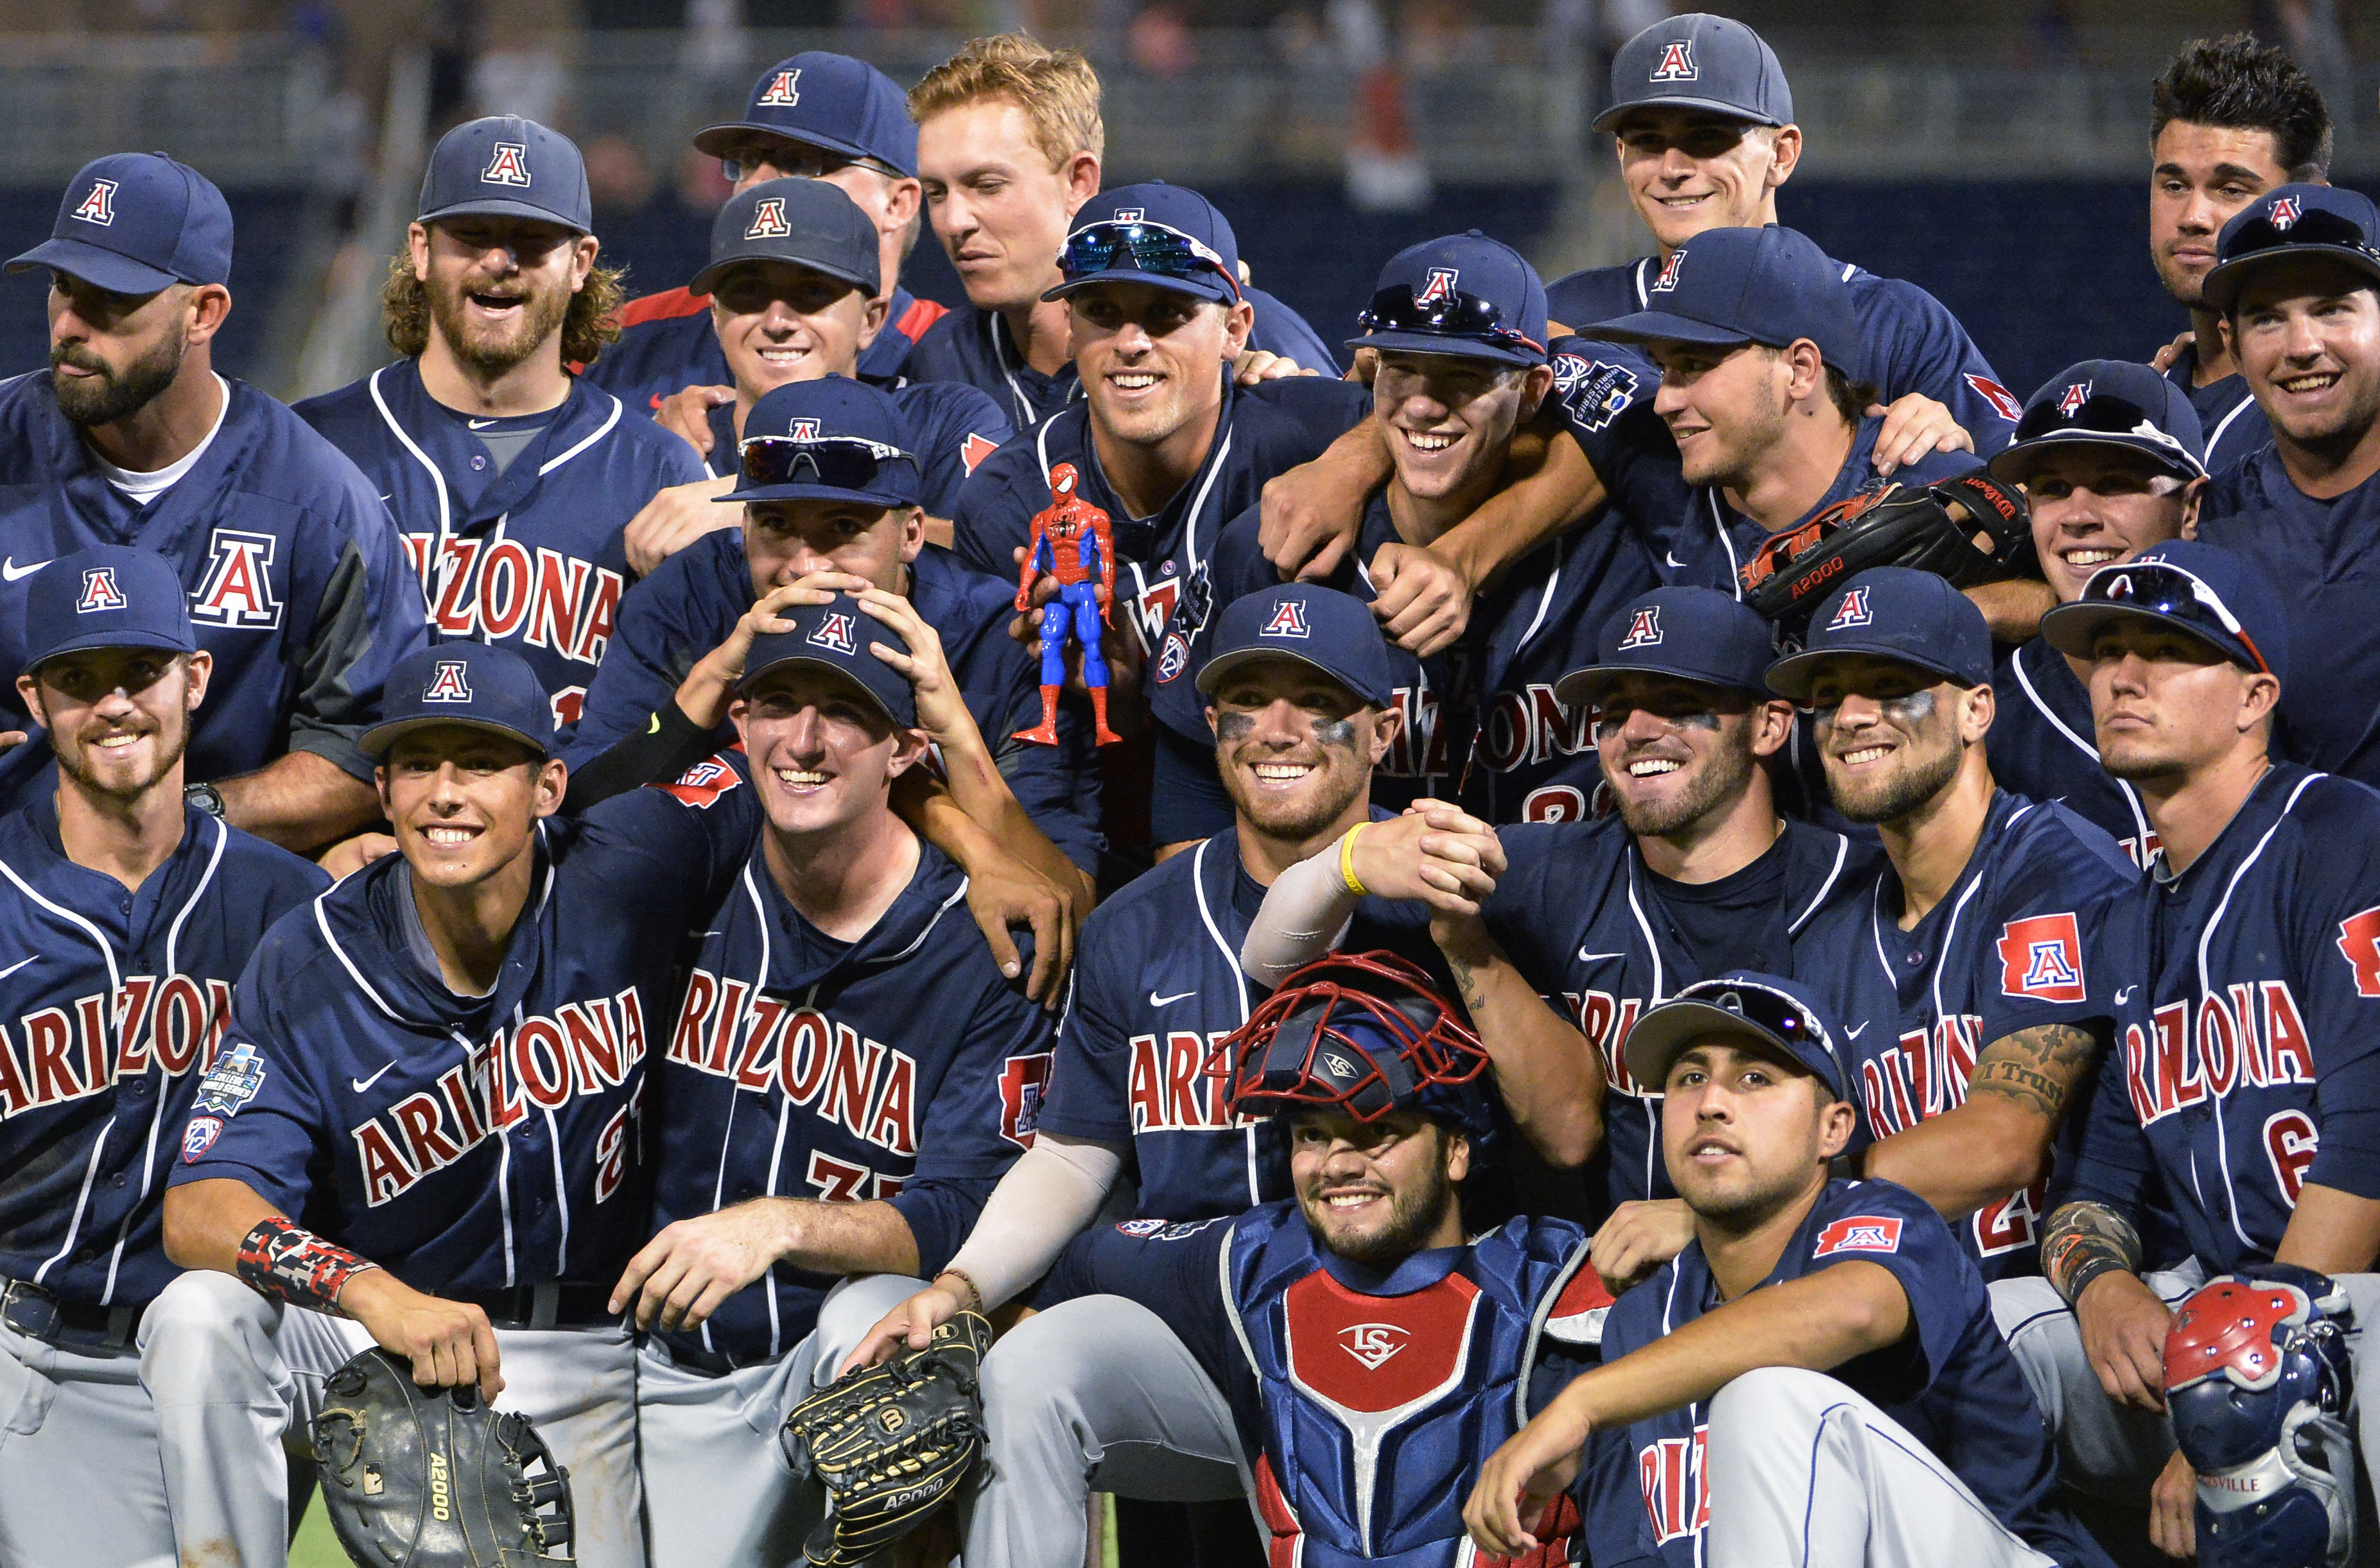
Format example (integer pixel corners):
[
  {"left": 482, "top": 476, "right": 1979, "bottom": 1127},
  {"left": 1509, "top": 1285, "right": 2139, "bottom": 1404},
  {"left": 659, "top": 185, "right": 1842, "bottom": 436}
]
[
  {"left": 51, "top": 323, "right": 187, "bottom": 427},
  {"left": 1829, "top": 732, "right": 1963, "bottom": 825},
  {"left": 1611, "top": 722, "right": 1756, "bottom": 839},
  {"left": 426, "top": 270, "right": 571, "bottom": 377},
  {"left": 1303, "top": 1144, "right": 1457, "bottom": 1265},
  {"left": 55, "top": 720, "right": 189, "bottom": 804}
]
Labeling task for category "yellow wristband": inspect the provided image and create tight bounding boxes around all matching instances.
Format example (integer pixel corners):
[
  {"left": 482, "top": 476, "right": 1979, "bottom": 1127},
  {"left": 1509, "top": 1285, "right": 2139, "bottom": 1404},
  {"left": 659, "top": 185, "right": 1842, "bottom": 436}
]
[{"left": 1339, "top": 822, "right": 1370, "bottom": 897}]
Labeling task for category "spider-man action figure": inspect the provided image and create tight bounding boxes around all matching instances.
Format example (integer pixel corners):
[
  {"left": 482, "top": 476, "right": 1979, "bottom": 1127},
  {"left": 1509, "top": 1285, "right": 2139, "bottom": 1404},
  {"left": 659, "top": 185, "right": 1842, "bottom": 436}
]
[{"left": 1014, "top": 462, "right": 1124, "bottom": 746}]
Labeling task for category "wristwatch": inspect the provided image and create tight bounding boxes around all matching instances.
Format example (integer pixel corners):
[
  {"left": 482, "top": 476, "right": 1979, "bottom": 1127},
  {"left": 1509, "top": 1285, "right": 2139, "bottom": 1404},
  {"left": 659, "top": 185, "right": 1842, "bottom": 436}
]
[{"left": 184, "top": 782, "right": 227, "bottom": 819}]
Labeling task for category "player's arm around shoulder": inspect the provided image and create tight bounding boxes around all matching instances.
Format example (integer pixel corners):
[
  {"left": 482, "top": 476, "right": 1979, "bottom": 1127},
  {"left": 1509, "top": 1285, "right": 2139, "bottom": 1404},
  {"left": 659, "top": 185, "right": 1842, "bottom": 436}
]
[{"left": 608, "top": 1190, "right": 924, "bottom": 1338}]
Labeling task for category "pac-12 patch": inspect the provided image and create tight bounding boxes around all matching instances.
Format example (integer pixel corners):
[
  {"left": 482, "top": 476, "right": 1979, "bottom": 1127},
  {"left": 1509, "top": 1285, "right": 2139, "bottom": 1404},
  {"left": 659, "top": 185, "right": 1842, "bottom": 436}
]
[
  {"left": 1997, "top": 912, "right": 2086, "bottom": 1003},
  {"left": 181, "top": 1116, "right": 224, "bottom": 1163},
  {"left": 1814, "top": 1216, "right": 1904, "bottom": 1257}
]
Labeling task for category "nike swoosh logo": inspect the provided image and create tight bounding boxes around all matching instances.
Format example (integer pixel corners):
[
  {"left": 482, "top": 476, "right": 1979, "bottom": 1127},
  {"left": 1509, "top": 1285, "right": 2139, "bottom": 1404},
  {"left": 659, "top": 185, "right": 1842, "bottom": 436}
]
[
  {"left": 1149, "top": 989, "right": 1196, "bottom": 1007},
  {"left": 1663, "top": 551, "right": 1685, "bottom": 569},
  {"left": 1, "top": 556, "right": 51, "bottom": 582},
  {"left": 2114, "top": 986, "right": 2137, "bottom": 1005},
  {"left": 468, "top": 417, "right": 498, "bottom": 429},
  {"left": 378, "top": 492, "right": 394, "bottom": 502},
  {"left": 350, "top": 1062, "right": 397, "bottom": 1094},
  {"left": 1577, "top": 949, "right": 1624, "bottom": 963},
  {"left": 0, "top": 955, "right": 37, "bottom": 981},
  {"left": 1845, "top": 1022, "right": 1869, "bottom": 1039}
]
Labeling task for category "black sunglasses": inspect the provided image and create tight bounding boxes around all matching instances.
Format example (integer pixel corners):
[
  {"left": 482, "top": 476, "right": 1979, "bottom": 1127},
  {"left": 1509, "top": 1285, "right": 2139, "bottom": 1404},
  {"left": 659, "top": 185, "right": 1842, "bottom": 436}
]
[
  {"left": 738, "top": 433, "right": 917, "bottom": 494},
  {"left": 1355, "top": 283, "right": 1544, "bottom": 354},
  {"left": 2226, "top": 207, "right": 2380, "bottom": 268},
  {"left": 1059, "top": 220, "right": 1238, "bottom": 295},
  {"left": 1672, "top": 980, "right": 1845, "bottom": 1090},
  {"left": 719, "top": 144, "right": 903, "bottom": 185},
  {"left": 2081, "top": 561, "right": 2271, "bottom": 674}
]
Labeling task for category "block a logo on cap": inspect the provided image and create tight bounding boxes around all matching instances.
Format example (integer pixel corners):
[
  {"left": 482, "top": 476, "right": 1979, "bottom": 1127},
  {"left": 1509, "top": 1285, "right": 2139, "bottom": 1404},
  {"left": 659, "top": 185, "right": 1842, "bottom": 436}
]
[
  {"left": 808, "top": 611, "right": 858, "bottom": 653},
  {"left": 71, "top": 179, "right": 118, "bottom": 227},
  {"left": 1650, "top": 40, "right": 1698, "bottom": 81},
  {"left": 1415, "top": 266, "right": 1459, "bottom": 306},
  {"left": 1260, "top": 598, "right": 1312, "bottom": 638},
  {"left": 76, "top": 566, "right": 126, "bottom": 614},
  {"left": 1619, "top": 606, "right": 1663, "bottom": 649},
  {"left": 482, "top": 142, "right": 532, "bottom": 187},
  {"left": 422, "top": 659, "right": 474, "bottom": 703},
  {"left": 1651, "top": 251, "right": 1685, "bottom": 293},
  {"left": 2058, "top": 382, "right": 2091, "bottom": 417},
  {"left": 747, "top": 197, "right": 790, "bottom": 239},
  {"left": 1115, "top": 208, "right": 1143, "bottom": 222},
  {"left": 759, "top": 69, "right": 801, "bottom": 106},
  {"left": 2270, "top": 195, "right": 2302, "bottom": 230},
  {"left": 786, "top": 417, "right": 822, "bottom": 441},
  {"left": 1827, "top": 585, "right": 1874, "bottom": 630}
]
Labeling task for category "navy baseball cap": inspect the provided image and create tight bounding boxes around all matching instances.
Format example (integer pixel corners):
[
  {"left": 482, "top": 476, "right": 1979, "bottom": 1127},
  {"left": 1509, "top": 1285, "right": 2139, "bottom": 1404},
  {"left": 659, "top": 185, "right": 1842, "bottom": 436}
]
[
  {"left": 1348, "top": 230, "right": 1547, "bottom": 368},
  {"left": 19, "top": 545, "right": 196, "bottom": 678},
  {"left": 1623, "top": 971, "right": 1849, "bottom": 1103},
  {"left": 1990, "top": 359, "right": 2208, "bottom": 485},
  {"left": 1766, "top": 566, "right": 1993, "bottom": 703},
  {"left": 719, "top": 377, "right": 921, "bottom": 509},
  {"left": 7, "top": 153, "right": 233, "bottom": 295},
  {"left": 1047, "top": 184, "right": 1244, "bottom": 307},
  {"left": 1587, "top": 225, "right": 1860, "bottom": 375},
  {"left": 1556, "top": 587, "right": 1778, "bottom": 709},
  {"left": 2041, "top": 541, "right": 2289, "bottom": 687},
  {"left": 417, "top": 116, "right": 591, "bottom": 234},
  {"left": 362, "top": 644, "right": 557, "bottom": 761},
  {"left": 1194, "top": 585, "right": 1394, "bottom": 710},
  {"left": 2204, "top": 184, "right": 2380, "bottom": 316},
  {"left": 1593, "top": 14, "right": 1794, "bottom": 135},
  {"left": 691, "top": 177, "right": 880, "bottom": 298},
  {"left": 693, "top": 53, "right": 918, "bottom": 180},
  {"left": 740, "top": 599, "right": 918, "bottom": 728}
]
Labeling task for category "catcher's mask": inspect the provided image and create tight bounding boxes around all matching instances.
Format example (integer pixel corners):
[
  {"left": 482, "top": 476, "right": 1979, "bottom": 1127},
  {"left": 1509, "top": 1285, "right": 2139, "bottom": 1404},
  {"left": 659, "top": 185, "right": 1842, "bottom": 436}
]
[{"left": 1208, "top": 951, "right": 1495, "bottom": 1141}]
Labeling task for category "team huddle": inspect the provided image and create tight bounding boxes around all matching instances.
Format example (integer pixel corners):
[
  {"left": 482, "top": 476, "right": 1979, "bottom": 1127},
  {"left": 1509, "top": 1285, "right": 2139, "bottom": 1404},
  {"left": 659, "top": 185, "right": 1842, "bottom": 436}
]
[{"left": 2, "top": 11, "right": 2378, "bottom": 1568}]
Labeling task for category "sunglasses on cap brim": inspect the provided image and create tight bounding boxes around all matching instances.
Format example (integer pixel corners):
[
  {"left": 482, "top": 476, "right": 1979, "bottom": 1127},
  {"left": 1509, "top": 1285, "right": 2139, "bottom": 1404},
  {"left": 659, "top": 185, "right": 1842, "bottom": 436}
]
[
  {"left": 737, "top": 433, "right": 919, "bottom": 494},
  {"left": 2013, "top": 393, "right": 2205, "bottom": 474},
  {"left": 1660, "top": 980, "right": 1844, "bottom": 1088},
  {"left": 1356, "top": 283, "right": 1545, "bottom": 355},
  {"left": 2082, "top": 561, "right": 2272, "bottom": 674},
  {"left": 1059, "top": 220, "right": 1240, "bottom": 297},
  {"left": 2226, "top": 207, "right": 2380, "bottom": 269}
]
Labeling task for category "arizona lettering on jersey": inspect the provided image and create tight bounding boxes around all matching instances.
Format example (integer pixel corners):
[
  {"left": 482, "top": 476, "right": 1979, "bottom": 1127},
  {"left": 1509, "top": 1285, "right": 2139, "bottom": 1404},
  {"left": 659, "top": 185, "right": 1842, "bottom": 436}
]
[
  {"left": 0, "top": 973, "right": 236, "bottom": 1120},
  {"left": 1638, "top": 1426, "right": 1709, "bottom": 1545}
]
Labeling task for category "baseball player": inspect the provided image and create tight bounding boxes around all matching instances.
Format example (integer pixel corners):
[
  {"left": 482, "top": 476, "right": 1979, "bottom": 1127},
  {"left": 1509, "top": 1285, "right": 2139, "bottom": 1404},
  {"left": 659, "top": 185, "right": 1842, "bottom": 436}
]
[
  {"left": 611, "top": 178, "right": 1011, "bottom": 576},
  {"left": 1983, "top": 361, "right": 2208, "bottom": 867},
  {"left": 616, "top": 599, "right": 1052, "bottom": 1568},
  {"left": 2147, "top": 35, "right": 2330, "bottom": 474},
  {"left": 141, "top": 642, "right": 756, "bottom": 1568},
  {"left": 582, "top": 51, "right": 942, "bottom": 412},
  {"left": 566, "top": 375, "right": 1102, "bottom": 924},
  {"left": 1467, "top": 974, "right": 2114, "bottom": 1568},
  {"left": 889, "top": 955, "right": 1610, "bottom": 1568},
  {"left": 1992, "top": 542, "right": 2380, "bottom": 1560},
  {"left": 2193, "top": 184, "right": 2380, "bottom": 790},
  {"left": 1145, "top": 231, "right": 1660, "bottom": 841},
  {"left": 1760, "top": 570, "right": 2136, "bottom": 1280},
  {"left": 0, "top": 152, "right": 426, "bottom": 852},
  {"left": 0, "top": 547, "right": 328, "bottom": 1568},
  {"left": 295, "top": 116, "right": 706, "bottom": 742},
  {"left": 904, "top": 33, "right": 1333, "bottom": 429},
  {"left": 1237, "top": 586, "right": 1884, "bottom": 1230}
]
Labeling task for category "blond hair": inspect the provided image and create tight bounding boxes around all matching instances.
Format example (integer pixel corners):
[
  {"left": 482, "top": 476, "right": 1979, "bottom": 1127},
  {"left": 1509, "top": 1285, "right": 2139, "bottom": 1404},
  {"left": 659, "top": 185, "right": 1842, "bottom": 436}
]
[{"left": 907, "top": 33, "right": 1104, "bottom": 170}]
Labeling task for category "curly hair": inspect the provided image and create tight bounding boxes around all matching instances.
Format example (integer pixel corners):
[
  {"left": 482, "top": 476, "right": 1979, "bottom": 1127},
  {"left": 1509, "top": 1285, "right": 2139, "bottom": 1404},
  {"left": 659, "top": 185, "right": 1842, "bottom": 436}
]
[
  {"left": 2152, "top": 34, "right": 2332, "bottom": 180},
  {"left": 381, "top": 249, "right": 627, "bottom": 366}
]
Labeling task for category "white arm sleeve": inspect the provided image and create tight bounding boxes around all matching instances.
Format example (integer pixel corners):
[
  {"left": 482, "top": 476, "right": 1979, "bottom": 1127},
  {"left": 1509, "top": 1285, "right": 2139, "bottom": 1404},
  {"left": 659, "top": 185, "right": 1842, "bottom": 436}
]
[
  {"left": 1239, "top": 840, "right": 1359, "bottom": 988},
  {"left": 940, "top": 1131, "right": 1127, "bottom": 1310}
]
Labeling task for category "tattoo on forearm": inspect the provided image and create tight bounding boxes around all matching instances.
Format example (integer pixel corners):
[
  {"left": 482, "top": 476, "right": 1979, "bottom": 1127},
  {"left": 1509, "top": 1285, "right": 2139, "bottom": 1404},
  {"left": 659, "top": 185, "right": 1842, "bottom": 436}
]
[
  {"left": 1446, "top": 954, "right": 1488, "bottom": 1015},
  {"left": 1969, "top": 1023, "right": 2097, "bottom": 1120},
  {"left": 2042, "top": 1200, "right": 2144, "bottom": 1306}
]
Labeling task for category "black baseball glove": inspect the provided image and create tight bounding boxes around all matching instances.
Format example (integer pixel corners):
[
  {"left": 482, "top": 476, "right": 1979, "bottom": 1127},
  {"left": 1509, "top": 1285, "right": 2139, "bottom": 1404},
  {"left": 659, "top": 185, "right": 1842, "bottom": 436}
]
[
  {"left": 308, "top": 1347, "right": 575, "bottom": 1568},
  {"left": 779, "top": 1311, "right": 993, "bottom": 1567},
  {"left": 1739, "top": 472, "right": 2034, "bottom": 626}
]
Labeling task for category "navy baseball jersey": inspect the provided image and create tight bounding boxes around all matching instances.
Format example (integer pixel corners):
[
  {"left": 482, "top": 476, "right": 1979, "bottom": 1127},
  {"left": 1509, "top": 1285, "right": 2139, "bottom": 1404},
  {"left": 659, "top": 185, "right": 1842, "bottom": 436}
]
[
  {"left": 1988, "top": 637, "right": 2162, "bottom": 869},
  {"left": 581, "top": 284, "right": 945, "bottom": 410},
  {"left": 1483, "top": 817, "right": 1882, "bottom": 1221},
  {"left": 1796, "top": 791, "right": 2138, "bottom": 1277},
  {"left": 0, "top": 799, "right": 326, "bottom": 1308},
  {"left": 1545, "top": 255, "right": 2020, "bottom": 456},
  {"left": 0, "top": 373, "right": 427, "bottom": 809},
  {"left": 901, "top": 286, "right": 1338, "bottom": 431},
  {"left": 951, "top": 375, "right": 1373, "bottom": 658},
  {"left": 1144, "top": 481, "right": 1661, "bottom": 836},
  {"left": 2199, "top": 456, "right": 2380, "bottom": 788},
  {"left": 650, "top": 817, "right": 1051, "bottom": 1367},
  {"left": 1034, "top": 826, "right": 1431, "bottom": 1218},
  {"left": 693, "top": 379, "right": 1012, "bottom": 517},
  {"left": 1584, "top": 1178, "right": 2108, "bottom": 1568},
  {"left": 294, "top": 361, "right": 708, "bottom": 739},
  {"left": 1041, "top": 1201, "right": 1609, "bottom": 1565},
  {"left": 2163, "top": 343, "right": 2269, "bottom": 478},
  {"left": 564, "top": 533, "right": 1102, "bottom": 872},
  {"left": 169, "top": 782, "right": 752, "bottom": 1293},
  {"left": 2067, "top": 764, "right": 2380, "bottom": 1274}
]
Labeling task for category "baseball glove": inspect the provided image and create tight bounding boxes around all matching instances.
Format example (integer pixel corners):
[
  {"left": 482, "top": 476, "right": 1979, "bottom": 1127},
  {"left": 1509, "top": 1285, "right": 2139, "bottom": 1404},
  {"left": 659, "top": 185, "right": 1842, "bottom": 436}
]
[
  {"left": 1739, "top": 472, "right": 2033, "bottom": 626},
  {"left": 779, "top": 1311, "right": 993, "bottom": 1567},
  {"left": 308, "top": 1347, "right": 575, "bottom": 1568}
]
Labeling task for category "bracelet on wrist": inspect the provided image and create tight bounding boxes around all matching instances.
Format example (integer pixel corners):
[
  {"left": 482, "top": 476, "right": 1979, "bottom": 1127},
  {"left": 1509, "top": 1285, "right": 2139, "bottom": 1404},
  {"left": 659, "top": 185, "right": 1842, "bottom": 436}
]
[
  {"left": 935, "top": 1268, "right": 985, "bottom": 1316},
  {"left": 1339, "top": 822, "right": 1371, "bottom": 898}
]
